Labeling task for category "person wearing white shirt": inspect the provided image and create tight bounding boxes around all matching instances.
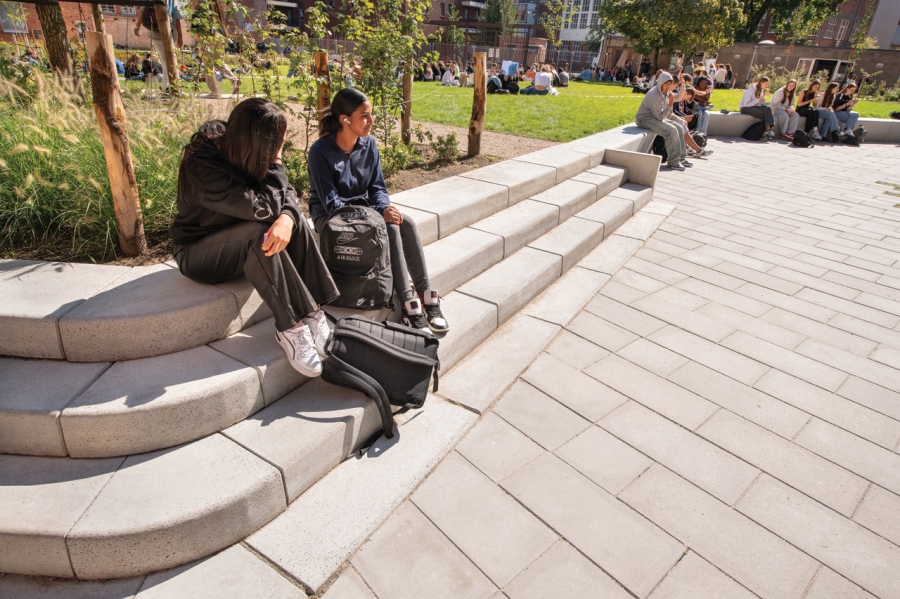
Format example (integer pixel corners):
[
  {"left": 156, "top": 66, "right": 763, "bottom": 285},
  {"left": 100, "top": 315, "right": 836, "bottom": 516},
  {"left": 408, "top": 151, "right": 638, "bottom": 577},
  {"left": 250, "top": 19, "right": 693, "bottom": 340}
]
[
  {"left": 739, "top": 76, "right": 775, "bottom": 139},
  {"left": 522, "top": 65, "right": 554, "bottom": 95},
  {"left": 770, "top": 79, "right": 801, "bottom": 140}
]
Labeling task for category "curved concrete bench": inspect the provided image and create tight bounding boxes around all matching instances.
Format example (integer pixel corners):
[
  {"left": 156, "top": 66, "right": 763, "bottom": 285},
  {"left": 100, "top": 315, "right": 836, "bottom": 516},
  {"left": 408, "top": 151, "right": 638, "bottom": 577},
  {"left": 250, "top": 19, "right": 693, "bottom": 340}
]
[{"left": 706, "top": 112, "right": 900, "bottom": 142}]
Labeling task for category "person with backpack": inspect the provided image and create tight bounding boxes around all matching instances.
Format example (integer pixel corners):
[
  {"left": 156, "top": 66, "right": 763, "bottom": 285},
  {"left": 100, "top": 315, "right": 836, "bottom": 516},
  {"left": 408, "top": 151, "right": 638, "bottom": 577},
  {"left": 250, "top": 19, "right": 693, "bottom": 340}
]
[
  {"left": 796, "top": 79, "right": 825, "bottom": 141},
  {"left": 635, "top": 71, "right": 690, "bottom": 171},
  {"left": 770, "top": 79, "right": 801, "bottom": 141},
  {"left": 739, "top": 75, "right": 775, "bottom": 140},
  {"left": 833, "top": 83, "right": 861, "bottom": 138},
  {"left": 814, "top": 82, "right": 844, "bottom": 142},
  {"left": 170, "top": 98, "right": 339, "bottom": 378},
  {"left": 307, "top": 88, "right": 450, "bottom": 335}
]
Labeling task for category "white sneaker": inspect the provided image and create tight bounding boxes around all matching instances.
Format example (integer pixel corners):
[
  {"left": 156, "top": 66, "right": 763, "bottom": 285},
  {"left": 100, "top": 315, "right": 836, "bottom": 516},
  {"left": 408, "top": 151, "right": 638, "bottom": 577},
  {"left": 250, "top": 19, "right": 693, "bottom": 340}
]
[
  {"left": 302, "top": 309, "right": 331, "bottom": 357},
  {"left": 276, "top": 324, "right": 322, "bottom": 377},
  {"left": 810, "top": 130, "right": 823, "bottom": 141}
]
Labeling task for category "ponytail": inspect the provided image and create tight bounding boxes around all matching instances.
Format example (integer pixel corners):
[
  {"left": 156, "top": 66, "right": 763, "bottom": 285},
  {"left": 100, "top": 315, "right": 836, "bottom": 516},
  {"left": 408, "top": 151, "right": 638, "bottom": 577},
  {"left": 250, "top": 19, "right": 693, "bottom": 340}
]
[{"left": 317, "top": 87, "right": 370, "bottom": 138}]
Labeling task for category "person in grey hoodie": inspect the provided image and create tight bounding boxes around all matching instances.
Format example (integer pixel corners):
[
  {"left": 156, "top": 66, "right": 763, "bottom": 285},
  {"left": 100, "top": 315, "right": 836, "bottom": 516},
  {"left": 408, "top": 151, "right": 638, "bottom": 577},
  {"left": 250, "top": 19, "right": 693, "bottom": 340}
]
[{"left": 635, "top": 71, "right": 689, "bottom": 170}]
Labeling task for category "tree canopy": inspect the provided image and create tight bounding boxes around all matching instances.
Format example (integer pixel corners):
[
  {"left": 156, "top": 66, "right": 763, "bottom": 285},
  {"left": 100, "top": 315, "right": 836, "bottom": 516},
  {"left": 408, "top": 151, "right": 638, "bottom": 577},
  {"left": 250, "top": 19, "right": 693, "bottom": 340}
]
[
  {"left": 737, "top": 0, "right": 841, "bottom": 42},
  {"left": 482, "top": 0, "right": 518, "bottom": 39},
  {"left": 594, "top": 0, "right": 745, "bottom": 69}
]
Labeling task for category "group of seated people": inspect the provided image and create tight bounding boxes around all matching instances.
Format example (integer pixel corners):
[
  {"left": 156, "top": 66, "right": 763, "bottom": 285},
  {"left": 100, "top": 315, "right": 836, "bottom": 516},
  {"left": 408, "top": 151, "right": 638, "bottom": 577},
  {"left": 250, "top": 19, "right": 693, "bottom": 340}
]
[
  {"left": 170, "top": 92, "right": 449, "bottom": 378},
  {"left": 638, "top": 67, "right": 863, "bottom": 170},
  {"left": 739, "top": 75, "right": 860, "bottom": 142}
]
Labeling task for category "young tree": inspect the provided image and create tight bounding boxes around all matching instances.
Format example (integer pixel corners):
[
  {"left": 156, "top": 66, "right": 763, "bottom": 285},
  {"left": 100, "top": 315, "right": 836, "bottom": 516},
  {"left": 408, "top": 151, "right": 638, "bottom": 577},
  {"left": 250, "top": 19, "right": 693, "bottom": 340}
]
[
  {"left": 846, "top": 0, "right": 877, "bottom": 75},
  {"left": 482, "top": 0, "right": 517, "bottom": 41},
  {"left": 540, "top": 0, "right": 573, "bottom": 51},
  {"left": 446, "top": 4, "right": 466, "bottom": 46},
  {"left": 596, "top": 0, "right": 744, "bottom": 71}
]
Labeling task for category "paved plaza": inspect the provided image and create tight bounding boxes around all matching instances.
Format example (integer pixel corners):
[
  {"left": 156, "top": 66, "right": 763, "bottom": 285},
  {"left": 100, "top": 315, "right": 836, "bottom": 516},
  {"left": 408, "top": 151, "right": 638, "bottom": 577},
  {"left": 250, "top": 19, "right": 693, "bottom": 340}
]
[{"left": 325, "top": 140, "right": 900, "bottom": 599}]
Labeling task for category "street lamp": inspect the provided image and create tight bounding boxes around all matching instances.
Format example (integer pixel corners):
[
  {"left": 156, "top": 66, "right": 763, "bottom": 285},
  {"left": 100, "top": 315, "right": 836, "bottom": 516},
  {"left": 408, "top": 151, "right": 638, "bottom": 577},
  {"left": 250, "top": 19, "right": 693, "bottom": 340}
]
[{"left": 746, "top": 43, "right": 759, "bottom": 86}]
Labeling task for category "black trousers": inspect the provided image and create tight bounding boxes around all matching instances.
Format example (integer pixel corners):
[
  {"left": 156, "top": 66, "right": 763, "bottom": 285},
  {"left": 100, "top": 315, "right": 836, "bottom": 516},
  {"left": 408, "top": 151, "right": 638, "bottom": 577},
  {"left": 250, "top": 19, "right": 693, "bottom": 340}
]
[
  {"left": 797, "top": 106, "right": 820, "bottom": 133},
  {"left": 316, "top": 213, "right": 431, "bottom": 305},
  {"left": 740, "top": 105, "right": 774, "bottom": 128},
  {"left": 175, "top": 219, "right": 340, "bottom": 332}
]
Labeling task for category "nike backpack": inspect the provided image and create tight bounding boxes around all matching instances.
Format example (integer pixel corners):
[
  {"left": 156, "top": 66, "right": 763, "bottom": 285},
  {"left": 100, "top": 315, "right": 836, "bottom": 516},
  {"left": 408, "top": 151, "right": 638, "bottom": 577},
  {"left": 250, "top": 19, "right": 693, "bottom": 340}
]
[
  {"left": 791, "top": 130, "right": 812, "bottom": 148},
  {"left": 319, "top": 205, "right": 393, "bottom": 310}
]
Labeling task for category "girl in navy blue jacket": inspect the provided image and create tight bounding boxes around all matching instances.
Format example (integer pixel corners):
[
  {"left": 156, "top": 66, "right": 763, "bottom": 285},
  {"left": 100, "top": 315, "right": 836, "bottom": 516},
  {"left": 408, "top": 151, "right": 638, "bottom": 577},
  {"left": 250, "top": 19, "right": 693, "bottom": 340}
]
[{"left": 307, "top": 89, "right": 449, "bottom": 335}]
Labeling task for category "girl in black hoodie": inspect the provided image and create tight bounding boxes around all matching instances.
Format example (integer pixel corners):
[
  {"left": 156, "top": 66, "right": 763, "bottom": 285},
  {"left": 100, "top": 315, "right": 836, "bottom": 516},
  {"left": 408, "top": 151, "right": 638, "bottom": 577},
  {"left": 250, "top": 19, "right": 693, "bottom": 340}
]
[{"left": 170, "top": 98, "right": 339, "bottom": 378}]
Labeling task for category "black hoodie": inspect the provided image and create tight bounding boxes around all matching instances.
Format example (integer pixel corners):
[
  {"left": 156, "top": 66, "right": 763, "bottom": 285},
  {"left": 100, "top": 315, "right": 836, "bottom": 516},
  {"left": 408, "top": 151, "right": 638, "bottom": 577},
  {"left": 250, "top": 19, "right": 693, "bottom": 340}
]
[{"left": 170, "top": 121, "right": 303, "bottom": 246}]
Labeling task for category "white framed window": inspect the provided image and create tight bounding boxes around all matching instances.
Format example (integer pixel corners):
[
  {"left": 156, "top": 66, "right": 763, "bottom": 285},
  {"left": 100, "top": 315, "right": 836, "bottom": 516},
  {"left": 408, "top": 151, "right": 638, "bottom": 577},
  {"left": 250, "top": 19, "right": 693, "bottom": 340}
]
[
  {"left": 823, "top": 18, "right": 835, "bottom": 39},
  {"left": 563, "top": 18, "right": 570, "bottom": 29},
  {"left": 120, "top": 6, "right": 137, "bottom": 16},
  {"left": 576, "top": 12, "right": 585, "bottom": 29},
  {"left": 756, "top": 16, "right": 765, "bottom": 34},
  {"left": 590, "top": 12, "right": 598, "bottom": 26},
  {"left": 571, "top": 0, "right": 581, "bottom": 9},
  {"left": 768, "top": 19, "right": 777, "bottom": 33},
  {"left": 0, "top": 4, "right": 28, "bottom": 33},
  {"left": 100, "top": 4, "right": 116, "bottom": 14},
  {"left": 591, "top": 0, "right": 599, "bottom": 10},
  {"left": 836, "top": 19, "right": 849, "bottom": 41}
]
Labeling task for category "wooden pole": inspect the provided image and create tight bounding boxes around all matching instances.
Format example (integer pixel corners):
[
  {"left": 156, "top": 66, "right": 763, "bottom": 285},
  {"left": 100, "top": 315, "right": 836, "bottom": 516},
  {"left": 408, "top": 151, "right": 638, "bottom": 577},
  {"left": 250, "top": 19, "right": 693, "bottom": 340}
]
[
  {"left": 315, "top": 51, "right": 331, "bottom": 132},
  {"left": 154, "top": 3, "right": 179, "bottom": 93},
  {"left": 91, "top": 4, "right": 106, "bottom": 33},
  {"left": 468, "top": 51, "right": 486, "bottom": 157},
  {"left": 401, "top": 68, "right": 413, "bottom": 145},
  {"left": 85, "top": 31, "right": 147, "bottom": 257}
]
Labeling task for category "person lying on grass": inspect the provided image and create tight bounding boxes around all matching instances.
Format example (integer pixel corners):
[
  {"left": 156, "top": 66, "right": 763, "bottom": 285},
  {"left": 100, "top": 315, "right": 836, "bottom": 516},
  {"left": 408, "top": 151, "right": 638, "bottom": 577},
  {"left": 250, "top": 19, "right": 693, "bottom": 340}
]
[{"left": 170, "top": 98, "right": 339, "bottom": 378}]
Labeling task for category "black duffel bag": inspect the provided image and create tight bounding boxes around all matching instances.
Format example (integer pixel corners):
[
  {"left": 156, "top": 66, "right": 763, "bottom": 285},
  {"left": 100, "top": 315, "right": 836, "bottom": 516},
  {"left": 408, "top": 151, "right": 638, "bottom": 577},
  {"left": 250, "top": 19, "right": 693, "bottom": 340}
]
[{"left": 322, "top": 315, "right": 440, "bottom": 439}]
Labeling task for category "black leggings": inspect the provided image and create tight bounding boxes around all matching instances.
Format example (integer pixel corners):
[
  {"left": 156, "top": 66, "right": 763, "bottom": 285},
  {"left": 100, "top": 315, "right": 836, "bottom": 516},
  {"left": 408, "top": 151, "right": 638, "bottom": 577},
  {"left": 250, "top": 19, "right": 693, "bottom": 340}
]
[
  {"left": 797, "top": 106, "right": 819, "bottom": 133},
  {"left": 175, "top": 219, "right": 340, "bottom": 332}
]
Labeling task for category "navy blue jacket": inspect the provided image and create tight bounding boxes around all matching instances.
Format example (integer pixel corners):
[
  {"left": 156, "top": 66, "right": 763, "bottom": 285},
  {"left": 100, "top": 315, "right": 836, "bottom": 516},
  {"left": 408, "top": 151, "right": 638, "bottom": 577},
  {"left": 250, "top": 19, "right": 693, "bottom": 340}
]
[{"left": 307, "top": 134, "right": 390, "bottom": 223}]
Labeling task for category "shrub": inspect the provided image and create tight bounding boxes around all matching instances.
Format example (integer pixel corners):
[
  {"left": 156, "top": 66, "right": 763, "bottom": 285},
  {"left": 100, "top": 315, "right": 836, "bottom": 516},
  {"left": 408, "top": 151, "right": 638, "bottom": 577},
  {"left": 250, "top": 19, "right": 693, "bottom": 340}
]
[{"left": 430, "top": 132, "right": 459, "bottom": 162}]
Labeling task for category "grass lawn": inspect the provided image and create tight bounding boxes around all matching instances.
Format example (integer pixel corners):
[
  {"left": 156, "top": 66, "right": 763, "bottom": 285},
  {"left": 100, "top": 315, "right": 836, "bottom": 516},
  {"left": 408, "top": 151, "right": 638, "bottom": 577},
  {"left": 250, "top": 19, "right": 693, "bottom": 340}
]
[{"left": 409, "top": 80, "right": 900, "bottom": 142}]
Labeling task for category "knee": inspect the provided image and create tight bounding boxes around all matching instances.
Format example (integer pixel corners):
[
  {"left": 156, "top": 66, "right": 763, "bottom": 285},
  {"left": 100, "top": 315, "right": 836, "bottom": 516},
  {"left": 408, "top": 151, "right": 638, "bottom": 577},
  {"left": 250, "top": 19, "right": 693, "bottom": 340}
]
[{"left": 399, "top": 214, "right": 417, "bottom": 234}]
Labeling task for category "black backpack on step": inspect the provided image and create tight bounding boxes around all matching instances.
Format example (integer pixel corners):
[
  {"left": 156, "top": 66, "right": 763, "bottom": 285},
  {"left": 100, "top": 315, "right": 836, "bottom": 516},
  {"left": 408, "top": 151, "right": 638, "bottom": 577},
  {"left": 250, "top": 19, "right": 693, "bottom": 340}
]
[
  {"left": 742, "top": 121, "right": 765, "bottom": 141},
  {"left": 322, "top": 315, "right": 440, "bottom": 439},
  {"left": 319, "top": 205, "right": 393, "bottom": 310},
  {"left": 652, "top": 135, "right": 668, "bottom": 163},
  {"left": 792, "top": 130, "right": 813, "bottom": 148},
  {"left": 842, "top": 126, "right": 867, "bottom": 146}
]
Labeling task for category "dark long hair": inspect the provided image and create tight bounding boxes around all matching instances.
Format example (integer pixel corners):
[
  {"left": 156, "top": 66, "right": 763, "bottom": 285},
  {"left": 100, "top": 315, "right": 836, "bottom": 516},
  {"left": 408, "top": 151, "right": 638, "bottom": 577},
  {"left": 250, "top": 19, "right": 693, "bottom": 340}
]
[
  {"left": 181, "top": 98, "right": 286, "bottom": 186},
  {"left": 319, "top": 88, "right": 369, "bottom": 137}
]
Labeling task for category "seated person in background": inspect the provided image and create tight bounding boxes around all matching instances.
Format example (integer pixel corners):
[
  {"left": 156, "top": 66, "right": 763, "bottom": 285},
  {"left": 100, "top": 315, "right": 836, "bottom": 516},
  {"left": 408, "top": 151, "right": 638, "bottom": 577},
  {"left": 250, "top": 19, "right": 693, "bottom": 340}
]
[
  {"left": 635, "top": 71, "right": 688, "bottom": 171},
  {"left": 20, "top": 47, "right": 41, "bottom": 66},
  {"left": 796, "top": 79, "right": 824, "bottom": 140},
  {"left": 171, "top": 98, "right": 339, "bottom": 378},
  {"left": 739, "top": 75, "right": 775, "bottom": 140},
  {"left": 142, "top": 53, "right": 164, "bottom": 82},
  {"left": 558, "top": 64, "right": 570, "bottom": 87},
  {"left": 692, "top": 76, "right": 713, "bottom": 135},
  {"left": 423, "top": 64, "right": 434, "bottom": 81},
  {"left": 714, "top": 64, "right": 727, "bottom": 88},
  {"left": 833, "top": 83, "right": 861, "bottom": 137},
  {"left": 125, "top": 54, "right": 145, "bottom": 80},
  {"left": 501, "top": 71, "right": 520, "bottom": 94},
  {"left": 674, "top": 86, "right": 698, "bottom": 131},
  {"left": 814, "top": 82, "right": 843, "bottom": 140},
  {"left": 770, "top": 79, "right": 801, "bottom": 141},
  {"left": 521, "top": 64, "right": 553, "bottom": 95},
  {"left": 724, "top": 64, "right": 734, "bottom": 87},
  {"left": 550, "top": 65, "right": 561, "bottom": 88},
  {"left": 307, "top": 89, "right": 449, "bottom": 334},
  {"left": 576, "top": 67, "right": 592, "bottom": 81},
  {"left": 441, "top": 64, "right": 459, "bottom": 86}
]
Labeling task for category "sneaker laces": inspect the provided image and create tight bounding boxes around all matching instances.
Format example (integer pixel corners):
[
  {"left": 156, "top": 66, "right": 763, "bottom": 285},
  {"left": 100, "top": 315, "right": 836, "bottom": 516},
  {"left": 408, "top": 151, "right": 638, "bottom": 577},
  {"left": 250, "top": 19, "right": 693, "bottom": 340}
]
[{"left": 303, "top": 309, "right": 331, "bottom": 356}]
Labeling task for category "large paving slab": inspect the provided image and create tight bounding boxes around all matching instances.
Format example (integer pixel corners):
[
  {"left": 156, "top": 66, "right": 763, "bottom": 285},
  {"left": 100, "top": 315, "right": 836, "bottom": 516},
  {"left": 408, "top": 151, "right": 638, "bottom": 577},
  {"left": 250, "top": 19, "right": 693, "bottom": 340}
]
[
  {"left": 0, "top": 261, "right": 129, "bottom": 359},
  {"left": 458, "top": 160, "right": 556, "bottom": 205},
  {"left": 391, "top": 176, "right": 508, "bottom": 239}
]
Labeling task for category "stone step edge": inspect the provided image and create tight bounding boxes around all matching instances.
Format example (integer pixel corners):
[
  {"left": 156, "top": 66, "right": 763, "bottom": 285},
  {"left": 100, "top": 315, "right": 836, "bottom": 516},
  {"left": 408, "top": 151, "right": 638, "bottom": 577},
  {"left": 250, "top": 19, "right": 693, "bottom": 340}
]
[
  {"left": 0, "top": 128, "right": 654, "bottom": 363},
  {"left": 0, "top": 172, "right": 641, "bottom": 459}
]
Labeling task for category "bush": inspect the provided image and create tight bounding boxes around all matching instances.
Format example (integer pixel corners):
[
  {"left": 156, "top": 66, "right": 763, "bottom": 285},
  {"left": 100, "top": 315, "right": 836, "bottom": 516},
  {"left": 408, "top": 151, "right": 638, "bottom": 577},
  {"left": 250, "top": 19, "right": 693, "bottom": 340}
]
[
  {"left": 0, "top": 74, "right": 211, "bottom": 261},
  {"left": 430, "top": 132, "right": 459, "bottom": 162}
]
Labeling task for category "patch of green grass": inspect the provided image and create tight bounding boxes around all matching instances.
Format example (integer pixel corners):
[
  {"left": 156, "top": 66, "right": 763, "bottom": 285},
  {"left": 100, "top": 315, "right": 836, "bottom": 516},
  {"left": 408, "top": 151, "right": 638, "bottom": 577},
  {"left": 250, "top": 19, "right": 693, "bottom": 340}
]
[{"left": 409, "top": 81, "right": 900, "bottom": 142}]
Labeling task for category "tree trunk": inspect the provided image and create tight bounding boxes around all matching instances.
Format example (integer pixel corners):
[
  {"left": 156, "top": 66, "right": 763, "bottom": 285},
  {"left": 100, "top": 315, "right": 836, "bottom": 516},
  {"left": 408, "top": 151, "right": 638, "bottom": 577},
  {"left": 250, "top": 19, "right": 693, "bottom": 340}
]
[
  {"left": 34, "top": 3, "right": 73, "bottom": 76},
  {"left": 468, "top": 52, "right": 486, "bottom": 157},
  {"left": 315, "top": 52, "right": 331, "bottom": 133},
  {"left": 653, "top": 48, "right": 660, "bottom": 73},
  {"left": 401, "top": 67, "right": 413, "bottom": 145},
  {"left": 85, "top": 31, "right": 147, "bottom": 257},
  {"left": 92, "top": 5, "right": 106, "bottom": 33}
]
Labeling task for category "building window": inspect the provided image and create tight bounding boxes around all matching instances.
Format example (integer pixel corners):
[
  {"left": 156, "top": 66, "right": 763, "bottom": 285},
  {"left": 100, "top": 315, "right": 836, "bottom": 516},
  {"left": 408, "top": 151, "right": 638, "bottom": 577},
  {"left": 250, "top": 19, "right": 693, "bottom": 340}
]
[
  {"left": 440, "top": 3, "right": 445, "bottom": 17},
  {"left": 100, "top": 4, "right": 116, "bottom": 14},
  {"left": 768, "top": 19, "right": 777, "bottom": 33},
  {"left": 120, "top": 6, "right": 136, "bottom": 16},
  {"left": 590, "top": 12, "right": 598, "bottom": 26},
  {"left": 571, "top": 0, "right": 581, "bottom": 9},
  {"left": 756, "top": 16, "right": 765, "bottom": 34},
  {"left": 579, "top": 12, "right": 588, "bottom": 29},
  {"left": 563, "top": 18, "right": 570, "bottom": 29},
  {"left": 836, "top": 19, "right": 849, "bottom": 41},
  {"left": 0, "top": 3, "right": 28, "bottom": 33},
  {"left": 32, "top": 29, "right": 43, "bottom": 40},
  {"left": 823, "top": 18, "right": 835, "bottom": 39},
  {"left": 591, "top": 0, "right": 599, "bottom": 10}
]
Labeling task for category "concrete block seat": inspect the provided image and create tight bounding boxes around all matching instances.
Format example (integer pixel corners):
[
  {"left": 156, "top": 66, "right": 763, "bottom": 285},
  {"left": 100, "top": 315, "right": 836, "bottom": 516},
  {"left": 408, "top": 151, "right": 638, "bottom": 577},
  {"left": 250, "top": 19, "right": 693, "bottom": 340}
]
[
  {"left": 0, "top": 128, "right": 663, "bottom": 581},
  {"left": 706, "top": 112, "right": 900, "bottom": 142}
]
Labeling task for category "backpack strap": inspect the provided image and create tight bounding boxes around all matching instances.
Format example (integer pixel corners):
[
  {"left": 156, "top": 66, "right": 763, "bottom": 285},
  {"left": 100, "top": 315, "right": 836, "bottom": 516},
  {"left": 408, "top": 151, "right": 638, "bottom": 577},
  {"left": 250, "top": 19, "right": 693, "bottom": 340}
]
[{"left": 322, "top": 354, "right": 395, "bottom": 439}]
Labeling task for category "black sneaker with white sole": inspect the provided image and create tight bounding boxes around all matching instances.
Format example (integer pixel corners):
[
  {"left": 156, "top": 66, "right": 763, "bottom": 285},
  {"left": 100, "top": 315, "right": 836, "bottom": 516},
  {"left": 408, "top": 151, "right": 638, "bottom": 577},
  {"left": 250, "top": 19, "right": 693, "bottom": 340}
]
[
  {"left": 421, "top": 290, "right": 449, "bottom": 333},
  {"left": 402, "top": 298, "right": 432, "bottom": 334}
]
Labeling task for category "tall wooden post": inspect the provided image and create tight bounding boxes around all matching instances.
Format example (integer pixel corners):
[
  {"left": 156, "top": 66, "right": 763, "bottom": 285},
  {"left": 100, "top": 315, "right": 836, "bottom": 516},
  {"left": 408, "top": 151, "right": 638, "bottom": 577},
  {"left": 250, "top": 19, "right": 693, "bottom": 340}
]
[
  {"left": 468, "top": 52, "right": 486, "bottom": 157},
  {"left": 85, "top": 31, "right": 147, "bottom": 257},
  {"left": 315, "top": 51, "right": 331, "bottom": 132},
  {"left": 401, "top": 69, "right": 413, "bottom": 144},
  {"left": 154, "top": 3, "right": 179, "bottom": 93},
  {"left": 91, "top": 4, "right": 106, "bottom": 33}
]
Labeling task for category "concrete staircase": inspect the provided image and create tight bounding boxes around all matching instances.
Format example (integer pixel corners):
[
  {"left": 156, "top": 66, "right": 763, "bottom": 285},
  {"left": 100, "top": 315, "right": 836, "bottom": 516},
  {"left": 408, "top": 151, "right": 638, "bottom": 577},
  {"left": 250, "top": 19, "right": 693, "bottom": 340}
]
[{"left": 0, "top": 126, "right": 660, "bottom": 582}]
